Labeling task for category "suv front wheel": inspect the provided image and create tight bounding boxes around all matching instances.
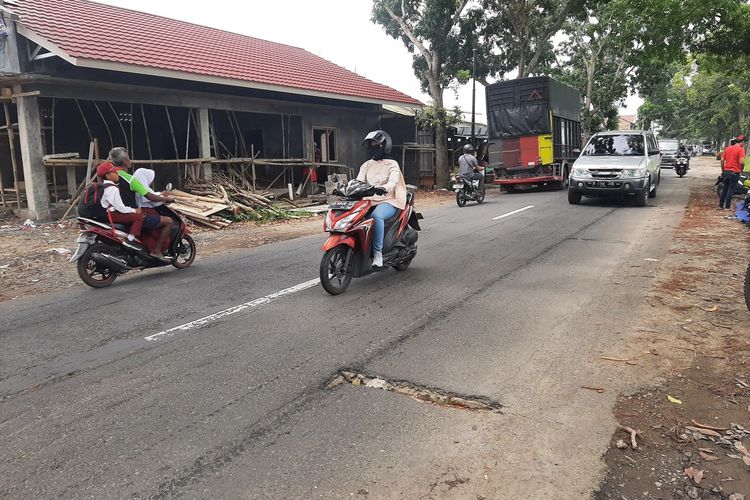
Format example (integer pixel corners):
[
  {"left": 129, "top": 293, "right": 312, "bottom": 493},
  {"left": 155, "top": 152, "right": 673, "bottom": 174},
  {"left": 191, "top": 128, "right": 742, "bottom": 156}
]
[
  {"left": 634, "top": 179, "right": 650, "bottom": 207},
  {"left": 648, "top": 171, "right": 659, "bottom": 198},
  {"left": 568, "top": 189, "right": 582, "bottom": 205}
]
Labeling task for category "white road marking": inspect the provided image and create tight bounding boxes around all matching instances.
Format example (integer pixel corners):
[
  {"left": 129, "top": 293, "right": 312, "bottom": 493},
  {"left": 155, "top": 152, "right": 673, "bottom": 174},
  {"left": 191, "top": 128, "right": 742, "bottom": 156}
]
[
  {"left": 144, "top": 278, "right": 321, "bottom": 341},
  {"left": 492, "top": 205, "right": 535, "bottom": 220}
]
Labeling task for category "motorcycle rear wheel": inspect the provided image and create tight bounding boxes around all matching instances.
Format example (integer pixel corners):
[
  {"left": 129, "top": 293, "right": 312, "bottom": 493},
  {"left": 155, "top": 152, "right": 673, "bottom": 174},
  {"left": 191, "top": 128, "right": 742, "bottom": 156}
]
[
  {"left": 172, "top": 234, "right": 197, "bottom": 269},
  {"left": 393, "top": 256, "right": 413, "bottom": 271},
  {"left": 320, "top": 245, "right": 353, "bottom": 295},
  {"left": 456, "top": 192, "right": 467, "bottom": 207},
  {"left": 77, "top": 243, "right": 118, "bottom": 288}
]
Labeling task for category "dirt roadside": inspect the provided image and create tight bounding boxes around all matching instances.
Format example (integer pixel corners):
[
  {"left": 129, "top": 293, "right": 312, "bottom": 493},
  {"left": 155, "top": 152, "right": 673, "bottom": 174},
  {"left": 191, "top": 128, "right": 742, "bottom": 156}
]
[
  {"left": 596, "top": 159, "right": 750, "bottom": 499},
  {"left": 0, "top": 190, "right": 453, "bottom": 303}
]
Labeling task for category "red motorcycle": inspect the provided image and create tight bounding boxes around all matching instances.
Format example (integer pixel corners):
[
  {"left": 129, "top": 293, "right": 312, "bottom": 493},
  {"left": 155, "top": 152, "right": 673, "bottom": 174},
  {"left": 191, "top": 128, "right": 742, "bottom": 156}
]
[
  {"left": 70, "top": 199, "right": 196, "bottom": 288},
  {"left": 319, "top": 180, "right": 423, "bottom": 295}
]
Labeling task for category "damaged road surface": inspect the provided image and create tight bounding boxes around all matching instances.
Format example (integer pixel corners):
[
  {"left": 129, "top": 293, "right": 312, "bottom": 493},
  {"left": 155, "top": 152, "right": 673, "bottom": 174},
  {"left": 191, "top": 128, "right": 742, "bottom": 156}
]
[{"left": 1, "top": 169, "right": 691, "bottom": 498}]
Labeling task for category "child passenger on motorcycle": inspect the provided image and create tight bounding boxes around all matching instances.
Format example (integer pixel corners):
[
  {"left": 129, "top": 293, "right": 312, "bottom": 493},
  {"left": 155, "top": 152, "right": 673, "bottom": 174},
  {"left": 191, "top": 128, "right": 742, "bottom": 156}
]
[
  {"left": 357, "top": 130, "right": 407, "bottom": 268},
  {"left": 97, "top": 162, "right": 147, "bottom": 244},
  {"left": 133, "top": 168, "right": 176, "bottom": 258}
]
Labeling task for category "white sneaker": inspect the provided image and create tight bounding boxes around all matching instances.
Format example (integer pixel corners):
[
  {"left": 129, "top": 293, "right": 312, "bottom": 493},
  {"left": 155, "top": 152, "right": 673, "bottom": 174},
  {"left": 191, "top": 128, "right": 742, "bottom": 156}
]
[{"left": 372, "top": 251, "right": 383, "bottom": 267}]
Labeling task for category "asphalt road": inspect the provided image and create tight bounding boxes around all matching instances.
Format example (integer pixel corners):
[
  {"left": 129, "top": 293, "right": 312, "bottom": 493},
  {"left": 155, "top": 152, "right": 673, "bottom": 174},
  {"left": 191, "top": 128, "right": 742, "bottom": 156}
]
[{"left": 0, "top": 169, "right": 692, "bottom": 498}]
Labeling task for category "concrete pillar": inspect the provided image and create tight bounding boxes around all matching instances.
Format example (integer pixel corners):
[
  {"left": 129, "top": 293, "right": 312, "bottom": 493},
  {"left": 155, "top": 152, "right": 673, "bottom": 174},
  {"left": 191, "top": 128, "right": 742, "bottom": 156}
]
[
  {"left": 196, "top": 108, "right": 211, "bottom": 180},
  {"left": 14, "top": 87, "right": 51, "bottom": 220}
]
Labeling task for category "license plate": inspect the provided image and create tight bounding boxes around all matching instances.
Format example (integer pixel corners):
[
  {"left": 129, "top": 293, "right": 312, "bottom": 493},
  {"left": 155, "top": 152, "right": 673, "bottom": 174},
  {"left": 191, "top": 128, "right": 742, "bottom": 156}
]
[
  {"left": 328, "top": 200, "right": 355, "bottom": 210},
  {"left": 452, "top": 184, "right": 463, "bottom": 189}
]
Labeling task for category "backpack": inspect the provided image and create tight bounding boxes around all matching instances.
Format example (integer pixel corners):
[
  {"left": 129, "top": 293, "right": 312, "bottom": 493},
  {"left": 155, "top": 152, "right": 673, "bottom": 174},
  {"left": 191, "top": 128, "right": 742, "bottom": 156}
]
[{"left": 77, "top": 182, "right": 110, "bottom": 220}]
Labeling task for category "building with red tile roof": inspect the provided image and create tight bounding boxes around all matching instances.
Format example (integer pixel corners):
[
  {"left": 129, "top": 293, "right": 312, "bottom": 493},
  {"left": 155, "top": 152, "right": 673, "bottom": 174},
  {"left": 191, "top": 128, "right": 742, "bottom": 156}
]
[
  {"left": 12, "top": 0, "right": 421, "bottom": 107},
  {"left": 0, "top": 0, "right": 427, "bottom": 219}
]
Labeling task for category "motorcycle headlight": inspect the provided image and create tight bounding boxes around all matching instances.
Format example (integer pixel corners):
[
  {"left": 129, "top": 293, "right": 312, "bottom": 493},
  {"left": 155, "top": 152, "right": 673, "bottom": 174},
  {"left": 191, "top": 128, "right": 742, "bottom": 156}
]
[
  {"left": 571, "top": 167, "right": 592, "bottom": 179},
  {"left": 331, "top": 207, "right": 365, "bottom": 231},
  {"left": 333, "top": 213, "right": 357, "bottom": 231},
  {"left": 621, "top": 168, "right": 647, "bottom": 178}
]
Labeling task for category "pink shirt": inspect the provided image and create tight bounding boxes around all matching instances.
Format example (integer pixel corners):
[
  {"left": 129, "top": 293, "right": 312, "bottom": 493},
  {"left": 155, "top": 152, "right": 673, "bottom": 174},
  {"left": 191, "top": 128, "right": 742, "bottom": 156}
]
[{"left": 356, "top": 159, "right": 407, "bottom": 210}]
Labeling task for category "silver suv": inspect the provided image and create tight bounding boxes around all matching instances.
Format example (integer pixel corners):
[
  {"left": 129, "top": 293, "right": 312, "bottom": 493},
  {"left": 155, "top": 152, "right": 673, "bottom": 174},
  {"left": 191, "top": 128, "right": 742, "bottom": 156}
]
[
  {"left": 659, "top": 139, "right": 679, "bottom": 168},
  {"left": 568, "top": 130, "right": 661, "bottom": 206}
]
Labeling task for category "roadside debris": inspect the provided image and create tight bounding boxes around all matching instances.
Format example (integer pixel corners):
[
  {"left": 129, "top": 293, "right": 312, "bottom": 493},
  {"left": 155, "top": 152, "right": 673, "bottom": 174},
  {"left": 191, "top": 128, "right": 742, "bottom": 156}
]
[
  {"left": 668, "top": 395, "right": 683, "bottom": 405},
  {"left": 46, "top": 247, "right": 71, "bottom": 255},
  {"left": 617, "top": 425, "right": 641, "bottom": 449},
  {"left": 168, "top": 173, "right": 313, "bottom": 228},
  {"left": 684, "top": 466, "right": 704, "bottom": 485},
  {"left": 581, "top": 385, "right": 606, "bottom": 393}
]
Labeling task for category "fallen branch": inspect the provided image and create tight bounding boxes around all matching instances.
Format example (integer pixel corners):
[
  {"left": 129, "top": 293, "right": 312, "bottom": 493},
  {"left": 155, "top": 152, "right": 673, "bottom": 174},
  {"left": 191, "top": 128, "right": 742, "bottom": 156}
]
[
  {"left": 685, "top": 425, "right": 722, "bottom": 437},
  {"left": 581, "top": 385, "right": 605, "bottom": 393},
  {"left": 691, "top": 419, "right": 729, "bottom": 432},
  {"left": 618, "top": 425, "right": 640, "bottom": 449},
  {"left": 601, "top": 356, "right": 630, "bottom": 362}
]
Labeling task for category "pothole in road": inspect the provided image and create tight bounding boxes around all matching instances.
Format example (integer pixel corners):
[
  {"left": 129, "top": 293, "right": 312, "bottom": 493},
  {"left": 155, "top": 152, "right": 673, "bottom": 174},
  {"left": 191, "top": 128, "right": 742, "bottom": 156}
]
[{"left": 327, "top": 369, "right": 503, "bottom": 413}]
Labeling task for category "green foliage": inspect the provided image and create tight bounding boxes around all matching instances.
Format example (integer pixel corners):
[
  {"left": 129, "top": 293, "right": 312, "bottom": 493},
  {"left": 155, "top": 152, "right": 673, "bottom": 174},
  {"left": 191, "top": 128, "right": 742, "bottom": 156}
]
[
  {"left": 638, "top": 55, "right": 750, "bottom": 143},
  {"left": 553, "top": 0, "right": 746, "bottom": 139},
  {"left": 476, "top": 0, "right": 586, "bottom": 79},
  {"left": 415, "top": 104, "right": 462, "bottom": 131}
]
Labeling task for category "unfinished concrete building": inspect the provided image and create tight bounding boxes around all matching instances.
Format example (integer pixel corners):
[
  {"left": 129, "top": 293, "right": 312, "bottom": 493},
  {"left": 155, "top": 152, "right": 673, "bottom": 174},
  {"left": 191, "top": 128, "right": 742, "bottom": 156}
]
[{"left": 0, "top": 0, "right": 426, "bottom": 220}]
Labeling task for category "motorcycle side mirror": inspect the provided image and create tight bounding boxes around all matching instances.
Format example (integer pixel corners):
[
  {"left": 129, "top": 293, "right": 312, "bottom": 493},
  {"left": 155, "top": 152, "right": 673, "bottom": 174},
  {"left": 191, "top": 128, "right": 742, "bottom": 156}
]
[{"left": 165, "top": 182, "right": 173, "bottom": 192}]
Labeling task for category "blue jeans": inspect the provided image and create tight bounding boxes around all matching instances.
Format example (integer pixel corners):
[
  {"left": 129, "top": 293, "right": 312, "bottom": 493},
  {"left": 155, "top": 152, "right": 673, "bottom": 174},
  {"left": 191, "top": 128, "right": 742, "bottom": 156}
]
[{"left": 371, "top": 203, "right": 397, "bottom": 252}]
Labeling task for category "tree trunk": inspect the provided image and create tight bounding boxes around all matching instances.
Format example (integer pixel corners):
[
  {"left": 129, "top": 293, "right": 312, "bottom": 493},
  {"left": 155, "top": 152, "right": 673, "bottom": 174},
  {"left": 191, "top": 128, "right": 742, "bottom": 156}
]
[
  {"left": 429, "top": 78, "right": 450, "bottom": 187},
  {"left": 583, "top": 55, "right": 596, "bottom": 139},
  {"left": 435, "top": 123, "right": 449, "bottom": 187}
]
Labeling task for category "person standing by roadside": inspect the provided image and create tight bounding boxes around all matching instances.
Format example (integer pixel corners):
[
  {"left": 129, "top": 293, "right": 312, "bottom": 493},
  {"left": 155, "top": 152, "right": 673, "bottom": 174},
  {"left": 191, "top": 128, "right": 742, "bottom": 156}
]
[{"left": 720, "top": 135, "right": 746, "bottom": 210}]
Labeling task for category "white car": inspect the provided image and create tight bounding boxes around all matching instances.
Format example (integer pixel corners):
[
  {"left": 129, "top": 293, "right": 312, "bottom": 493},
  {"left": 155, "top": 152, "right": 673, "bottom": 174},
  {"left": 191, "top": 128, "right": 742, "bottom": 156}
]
[{"left": 568, "top": 130, "right": 661, "bottom": 206}]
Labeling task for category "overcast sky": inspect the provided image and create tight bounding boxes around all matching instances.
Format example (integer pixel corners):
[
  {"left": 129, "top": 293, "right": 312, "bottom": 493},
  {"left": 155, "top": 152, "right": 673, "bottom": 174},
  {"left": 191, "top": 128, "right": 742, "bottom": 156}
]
[{"left": 96, "top": 0, "right": 639, "bottom": 121}]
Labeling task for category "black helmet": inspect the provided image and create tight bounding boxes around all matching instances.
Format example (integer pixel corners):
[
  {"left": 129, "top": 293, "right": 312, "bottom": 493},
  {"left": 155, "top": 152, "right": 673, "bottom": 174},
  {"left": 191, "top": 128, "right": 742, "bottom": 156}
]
[
  {"left": 463, "top": 144, "right": 475, "bottom": 154},
  {"left": 363, "top": 130, "right": 392, "bottom": 155}
]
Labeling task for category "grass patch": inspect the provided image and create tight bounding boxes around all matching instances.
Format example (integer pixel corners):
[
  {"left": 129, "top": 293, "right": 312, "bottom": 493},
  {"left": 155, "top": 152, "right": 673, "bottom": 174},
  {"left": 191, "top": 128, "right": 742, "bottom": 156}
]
[{"left": 228, "top": 207, "right": 314, "bottom": 224}]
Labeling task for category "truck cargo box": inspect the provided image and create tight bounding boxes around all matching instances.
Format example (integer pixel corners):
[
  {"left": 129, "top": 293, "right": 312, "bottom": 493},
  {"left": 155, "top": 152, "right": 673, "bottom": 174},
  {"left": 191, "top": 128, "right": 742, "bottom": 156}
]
[{"left": 486, "top": 76, "right": 582, "bottom": 190}]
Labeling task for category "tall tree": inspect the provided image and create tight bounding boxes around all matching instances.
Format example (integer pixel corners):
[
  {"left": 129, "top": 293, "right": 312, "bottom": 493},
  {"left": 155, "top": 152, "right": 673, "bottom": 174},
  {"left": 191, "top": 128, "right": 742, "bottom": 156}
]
[
  {"left": 553, "top": 2, "right": 630, "bottom": 139},
  {"left": 478, "top": 0, "right": 582, "bottom": 79},
  {"left": 554, "top": 0, "right": 741, "bottom": 139},
  {"left": 371, "top": 0, "right": 472, "bottom": 186}
]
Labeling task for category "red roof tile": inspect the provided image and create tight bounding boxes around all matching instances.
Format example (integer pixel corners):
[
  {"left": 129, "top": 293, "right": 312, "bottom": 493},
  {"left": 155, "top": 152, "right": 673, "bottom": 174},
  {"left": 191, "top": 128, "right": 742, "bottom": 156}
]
[{"left": 14, "top": 0, "right": 422, "bottom": 106}]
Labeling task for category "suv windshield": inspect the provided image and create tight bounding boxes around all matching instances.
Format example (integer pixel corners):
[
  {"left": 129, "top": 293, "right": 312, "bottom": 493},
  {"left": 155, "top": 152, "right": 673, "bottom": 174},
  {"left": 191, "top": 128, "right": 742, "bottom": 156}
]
[
  {"left": 583, "top": 134, "right": 645, "bottom": 157},
  {"left": 659, "top": 140, "right": 679, "bottom": 151}
]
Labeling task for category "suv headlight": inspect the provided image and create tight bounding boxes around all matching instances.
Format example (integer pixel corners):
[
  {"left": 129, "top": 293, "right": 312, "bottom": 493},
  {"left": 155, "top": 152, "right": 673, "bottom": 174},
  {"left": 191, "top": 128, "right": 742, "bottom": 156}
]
[
  {"left": 621, "top": 168, "right": 647, "bottom": 178},
  {"left": 571, "top": 167, "right": 592, "bottom": 179}
]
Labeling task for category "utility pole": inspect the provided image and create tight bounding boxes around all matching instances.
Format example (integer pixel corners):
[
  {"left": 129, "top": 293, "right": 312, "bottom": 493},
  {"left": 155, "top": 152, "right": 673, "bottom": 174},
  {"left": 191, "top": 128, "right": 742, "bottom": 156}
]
[{"left": 471, "top": 48, "right": 476, "bottom": 147}]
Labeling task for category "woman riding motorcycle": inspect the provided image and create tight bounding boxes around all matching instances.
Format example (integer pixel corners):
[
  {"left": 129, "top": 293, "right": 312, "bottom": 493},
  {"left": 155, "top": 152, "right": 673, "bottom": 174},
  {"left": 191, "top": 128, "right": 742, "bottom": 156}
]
[{"left": 356, "top": 130, "right": 407, "bottom": 267}]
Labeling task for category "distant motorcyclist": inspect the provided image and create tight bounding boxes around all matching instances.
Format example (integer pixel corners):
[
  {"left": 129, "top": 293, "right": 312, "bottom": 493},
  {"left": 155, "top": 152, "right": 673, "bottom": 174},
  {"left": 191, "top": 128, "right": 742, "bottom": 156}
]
[
  {"left": 677, "top": 144, "right": 690, "bottom": 167},
  {"left": 458, "top": 144, "right": 484, "bottom": 193}
]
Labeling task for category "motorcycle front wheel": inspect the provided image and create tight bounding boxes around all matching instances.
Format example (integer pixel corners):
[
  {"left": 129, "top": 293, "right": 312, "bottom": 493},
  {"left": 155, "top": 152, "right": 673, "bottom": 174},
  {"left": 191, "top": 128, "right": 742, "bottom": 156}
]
[
  {"left": 456, "top": 191, "right": 467, "bottom": 207},
  {"left": 320, "top": 245, "right": 353, "bottom": 295},
  {"left": 77, "top": 243, "right": 118, "bottom": 288},
  {"left": 476, "top": 189, "right": 486, "bottom": 204},
  {"left": 172, "top": 234, "right": 197, "bottom": 269}
]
